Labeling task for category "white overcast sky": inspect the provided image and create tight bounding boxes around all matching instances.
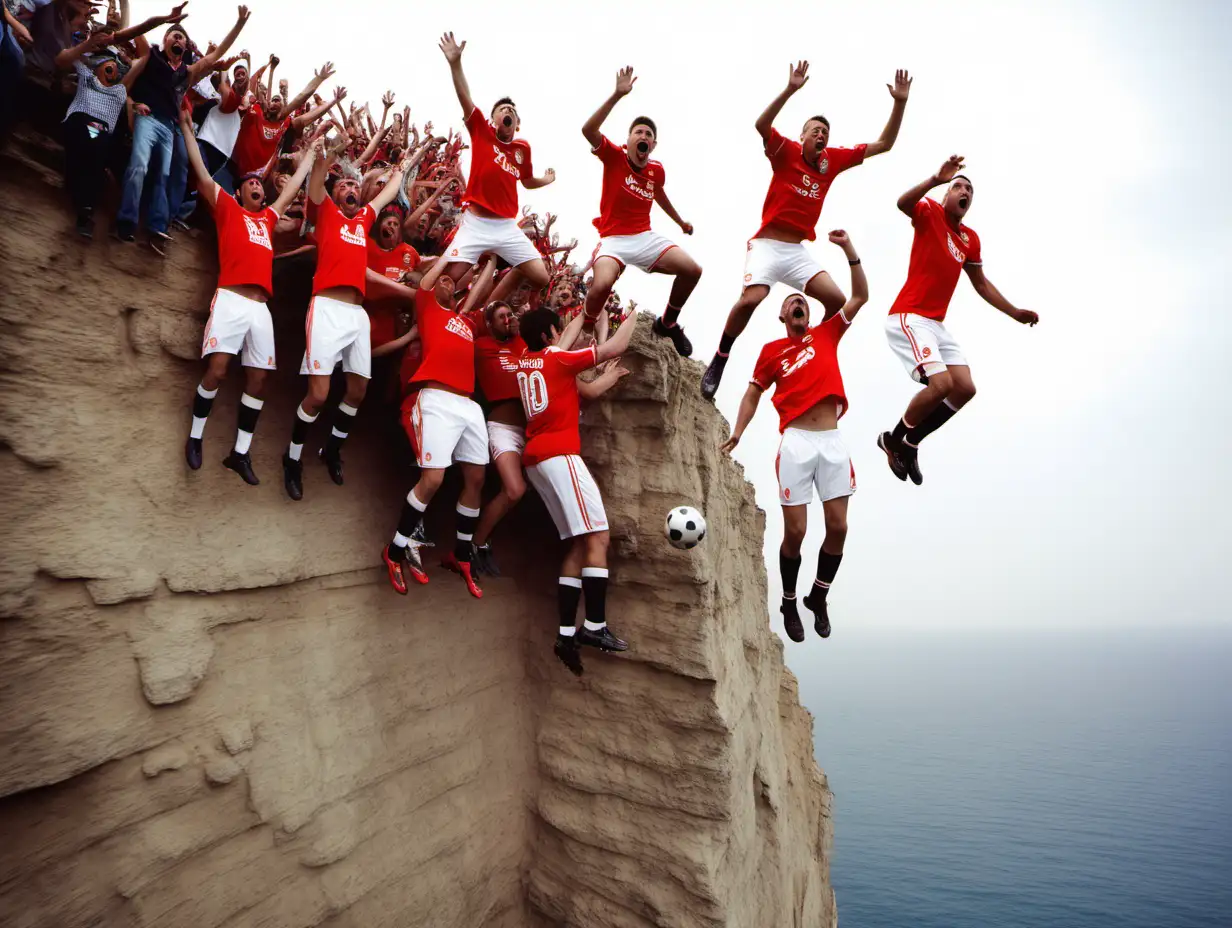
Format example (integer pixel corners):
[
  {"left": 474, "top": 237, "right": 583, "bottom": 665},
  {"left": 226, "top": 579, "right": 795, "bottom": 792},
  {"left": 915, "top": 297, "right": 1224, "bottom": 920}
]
[{"left": 136, "top": 0, "right": 1231, "bottom": 631}]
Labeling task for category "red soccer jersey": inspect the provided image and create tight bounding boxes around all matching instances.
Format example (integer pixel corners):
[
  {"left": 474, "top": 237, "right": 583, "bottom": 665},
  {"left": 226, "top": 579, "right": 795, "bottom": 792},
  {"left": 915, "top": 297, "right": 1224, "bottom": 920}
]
[
  {"left": 518, "top": 345, "right": 598, "bottom": 466},
  {"left": 591, "top": 135, "right": 663, "bottom": 238},
  {"left": 212, "top": 187, "right": 277, "bottom": 296},
  {"left": 755, "top": 129, "right": 866, "bottom": 241},
  {"left": 232, "top": 108, "right": 290, "bottom": 176},
  {"left": 409, "top": 287, "right": 476, "bottom": 394},
  {"left": 751, "top": 312, "right": 852, "bottom": 432},
  {"left": 888, "top": 198, "right": 982, "bottom": 323},
  {"left": 474, "top": 334, "right": 526, "bottom": 404},
  {"left": 368, "top": 307, "right": 397, "bottom": 348},
  {"left": 311, "top": 199, "right": 376, "bottom": 296},
  {"left": 462, "top": 106, "right": 533, "bottom": 219},
  {"left": 367, "top": 239, "right": 421, "bottom": 281}
]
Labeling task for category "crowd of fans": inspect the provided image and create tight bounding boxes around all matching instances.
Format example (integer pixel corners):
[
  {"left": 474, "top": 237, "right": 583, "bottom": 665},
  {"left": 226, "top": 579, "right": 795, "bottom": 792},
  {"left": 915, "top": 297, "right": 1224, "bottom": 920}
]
[{"left": 1, "top": 0, "right": 637, "bottom": 316}]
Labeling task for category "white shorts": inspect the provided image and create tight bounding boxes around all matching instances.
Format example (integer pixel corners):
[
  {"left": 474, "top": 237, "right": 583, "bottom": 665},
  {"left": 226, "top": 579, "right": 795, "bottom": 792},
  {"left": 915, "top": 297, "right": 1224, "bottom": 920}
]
[
  {"left": 776, "top": 428, "right": 856, "bottom": 507},
  {"left": 202, "top": 289, "right": 276, "bottom": 369},
  {"left": 743, "top": 238, "right": 825, "bottom": 292},
  {"left": 487, "top": 421, "right": 526, "bottom": 460},
  {"left": 526, "top": 454, "right": 608, "bottom": 539},
  {"left": 410, "top": 387, "right": 489, "bottom": 469},
  {"left": 301, "top": 294, "right": 372, "bottom": 378},
  {"left": 445, "top": 211, "right": 542, "bottom": 268},
  {"left": 595, "top": 230, "right": 678, "bottom": 274},
  {"left": 885, "top": 313, "right": 967, "bottom": 383}
]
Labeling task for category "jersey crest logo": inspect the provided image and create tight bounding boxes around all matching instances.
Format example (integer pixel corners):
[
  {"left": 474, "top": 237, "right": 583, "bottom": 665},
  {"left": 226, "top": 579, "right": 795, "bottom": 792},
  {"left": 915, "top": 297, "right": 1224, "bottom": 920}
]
[
  {"left": 922, "top": 347, "right": 932, "bottom": 358},
  {"left": 818, "top": 158, "right": 829, "bottom": 175},
  {"left": 340, "top": 222, "right": 366, "bottom": 247},
  {"left": 960, "top": 231, "right": 970, "bottom": 244},
  {"left": 403, "top": 253, "right": 412, "bottom": 265},
  {"left": 514, "top": 149, "right": 524, "bottom": 165},
  {"left": 946, "top": 233, "right": 966, "bottom": 263},
  {"left": 782, "top": 345, "right": 815, "bottom": 377},
  {"left": 243, "top": 213, "right": 273, "bottom": 250}
]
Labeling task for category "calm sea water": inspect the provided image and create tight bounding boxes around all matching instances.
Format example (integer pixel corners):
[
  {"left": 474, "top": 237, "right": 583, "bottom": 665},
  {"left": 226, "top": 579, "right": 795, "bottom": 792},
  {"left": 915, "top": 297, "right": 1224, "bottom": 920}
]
[{"left": 792, "top": 627, "right": 1232, "bottom": 928}]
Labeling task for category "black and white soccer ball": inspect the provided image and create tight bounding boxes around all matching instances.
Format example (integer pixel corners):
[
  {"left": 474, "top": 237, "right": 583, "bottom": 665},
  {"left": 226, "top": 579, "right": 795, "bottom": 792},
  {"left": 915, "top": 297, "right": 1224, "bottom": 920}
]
[{"left": 665, "top": 506, "right": 707, "bottom": 550}]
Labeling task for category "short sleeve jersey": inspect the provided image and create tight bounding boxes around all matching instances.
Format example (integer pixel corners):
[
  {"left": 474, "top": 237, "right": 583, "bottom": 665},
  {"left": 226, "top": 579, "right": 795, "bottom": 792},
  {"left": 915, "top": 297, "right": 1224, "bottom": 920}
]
[
  {"left": 591, "top": 135, "right": 663, "bottom": 238},
  {"left": 474, "top": 334, "right": 527, "bottom": 404},
  {"left": 232, "top": 108, "right": 291, "bottom": 176},
  {"left": 311, "top": 198, "right": 376, "bottom": 297},
  {"left": 518, "top": 345, "right": 598, "bottom": 466},
  {"left": 888, "top": 198, "right": 982, "bottom": 323},
  {"left": 751, "top": 312, "right": 852, "bottom": 432},
  {"left": 212, "top": 187, "right": 277, "bottom": 296},
  {"left": 366, "top": 240, "right": 421, "bottom": 280},
  {"left": 409, "top": 288, "right": 476, "bottom": 394},
  {"left": 755, "top": 129, "right": 866, "bottom": 241},
  {"left": 462, "top": 106, "right": 533, "bottom": 219}
]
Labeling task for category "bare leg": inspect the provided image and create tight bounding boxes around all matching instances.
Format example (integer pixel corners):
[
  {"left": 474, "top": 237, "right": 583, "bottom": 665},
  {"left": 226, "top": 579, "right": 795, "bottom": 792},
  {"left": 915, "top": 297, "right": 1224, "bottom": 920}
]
[
  {"left": 803, "top": 270, "right": 846, "bottom": 318},
  {"left": 473, "top": 452, "right": 525, "bottom": 547}
]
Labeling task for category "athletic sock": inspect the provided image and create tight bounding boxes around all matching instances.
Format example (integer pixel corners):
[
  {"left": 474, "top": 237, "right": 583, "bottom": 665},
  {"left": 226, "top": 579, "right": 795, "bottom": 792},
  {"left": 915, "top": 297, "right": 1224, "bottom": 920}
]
[
  {"left": 662, "top": 303, "right": 682, "bottom": 327},
  {"left": 190, "top": 383, "right": 218, "bottom": 439},
  {"left": 811, "top": 550, "right": 844, "bottom": 603},
  {"left": 454, "top": 503, "right": 479, "bottom": 561},
  {"left": 288, "top": 404, "right": 318, "bottom": 461},
  {"left": 558, "top": 577, "right": 582, "bottom": 635},
  {"left": 581, "top": 566, "right": 608, "bottom": 630},
  {"left": 233, "top": 393, "right": 263, "bottom": 454},
  {"left": 891, "top": 416, "right": 913, "bottom": 447},
  {"left": 779, "top": 551, "right": 802, "bottom": 603},
  {"left": 717, "top": 332, "right": 736, "bottom": 356},
  {"left": 325, "top": 401, "right": 358, "bottom": 457},
  {"left": 390, "top": 490, "right": 428, "bottom": 559},
  {"left": 906, "top": 398, "right": 959, "bottom": 446}
]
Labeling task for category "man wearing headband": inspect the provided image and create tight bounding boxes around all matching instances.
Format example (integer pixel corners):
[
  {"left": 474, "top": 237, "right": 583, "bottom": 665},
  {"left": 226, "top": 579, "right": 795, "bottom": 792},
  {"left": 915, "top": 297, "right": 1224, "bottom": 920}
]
[
  {"left": 579, "top": 66, "right": 700, "bottom": 358},
  {"left": 181, "top": 113, "right": 315, "bottom": 485},
  {"left": 436, "top": 32, "right": 557, "bottom": 302},
  {"left": 878, "top": 156, "right": 1039, "bottom": 486},
  {"left": 721, "top": 231, "right": 868, "bottom": 643},
  {"left": 700, "top": 61, "right": 912, "bottom": 400}
]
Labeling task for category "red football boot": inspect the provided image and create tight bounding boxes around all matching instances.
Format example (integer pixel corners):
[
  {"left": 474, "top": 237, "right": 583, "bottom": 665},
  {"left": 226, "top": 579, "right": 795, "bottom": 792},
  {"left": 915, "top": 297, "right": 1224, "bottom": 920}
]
[
  {"left": 440, "top": 551, "right": 483, "bottom": 598},
  {"left": 382, "top": 544, "right": 408, "bottom": 595}
]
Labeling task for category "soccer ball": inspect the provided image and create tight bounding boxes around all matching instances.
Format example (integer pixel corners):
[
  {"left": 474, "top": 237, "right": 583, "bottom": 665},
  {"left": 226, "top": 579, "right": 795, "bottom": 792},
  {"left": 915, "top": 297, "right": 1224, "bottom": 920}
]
[{"left": 665, "top": 506, "right": 707, "bottom": 550}]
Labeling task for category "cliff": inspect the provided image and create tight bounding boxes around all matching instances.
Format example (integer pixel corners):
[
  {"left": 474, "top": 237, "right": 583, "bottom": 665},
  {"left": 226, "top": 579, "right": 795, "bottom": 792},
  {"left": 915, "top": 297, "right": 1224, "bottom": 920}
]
[{"left": 0, "top": 125, "right": 835, "bottom": 928}]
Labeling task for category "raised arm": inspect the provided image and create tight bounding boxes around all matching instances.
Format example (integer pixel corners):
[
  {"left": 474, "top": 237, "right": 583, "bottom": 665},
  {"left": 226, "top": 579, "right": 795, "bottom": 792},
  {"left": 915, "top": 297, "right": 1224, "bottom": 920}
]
[
  {"left": 355, "top": 124, "right": 392, "bottom": 168},
  {"left": 595, "top": 308, "right": 637, "bottom": 363},
  {"left": 653, "top": 186, "right": 693, "bottom": 235},
  {"left": 756, "top": 61, "right": 808, "bottom": 142},
  {"left": 582, "top": 66, "right": 635, "bottom": 149},
  {"left": 824, "top": 230, "right": 867, "bottom": 322},
  {"left": 270, "top": 146, "right": 316, "bottom": 215},
  {"left": 177, "top": 106, "right": 218, "bottom": 209},
  {"left": 369, "top": 158, "right": 409, "bottom": 213},
  {"left": 439, "top": 32, "right": 475, "bottom": 117},
  {"left": 54, "top": 30, "right": 114, "bottom": 70},
  {"left": 897, "top": 154, "right": 964, "bottom": 216},
  {"left": 308, "top": 136, "right": 344, "bottom": 206},
  {"left": 964, "top": 265, "right": 1038, "bottom": 326},
  {"left": 292, "top": 84, "right": 345, "bottom": 131},
  {"left": 720, "top": 383, "right": 764, "bottom": 453},
  {"left": 554, "top": 307, "right": 588, "bottom": 350},
  {"left": 863, "top": 70, "right": 912, "bottom": 158},
  {"left": 522, "top": 168, "right": 556, "bottom": 190},
  {"left": 283, "top": 62, "right": 336, "bottom": 122},
  {"left": 120, "top": 34, "right": 152, "bottom": 88},
  {"left": 188, "top": 4, "right": 250, "bottom": 82},
  {"left": 578, "top": 361, "right": 630, "bottom": 402}
]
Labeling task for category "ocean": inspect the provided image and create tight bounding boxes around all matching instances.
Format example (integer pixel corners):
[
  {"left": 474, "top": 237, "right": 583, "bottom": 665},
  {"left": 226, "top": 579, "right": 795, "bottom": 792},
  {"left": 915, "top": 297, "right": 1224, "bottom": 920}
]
[{"left": 792, "top": 627, "right": 1232, "bottom": 928}]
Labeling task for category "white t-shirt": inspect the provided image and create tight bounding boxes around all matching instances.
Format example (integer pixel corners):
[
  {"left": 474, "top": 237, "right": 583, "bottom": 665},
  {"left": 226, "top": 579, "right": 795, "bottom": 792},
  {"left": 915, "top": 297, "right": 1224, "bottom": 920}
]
[{"left": 197, "top": 87, "right": 244, "bottom": 158}]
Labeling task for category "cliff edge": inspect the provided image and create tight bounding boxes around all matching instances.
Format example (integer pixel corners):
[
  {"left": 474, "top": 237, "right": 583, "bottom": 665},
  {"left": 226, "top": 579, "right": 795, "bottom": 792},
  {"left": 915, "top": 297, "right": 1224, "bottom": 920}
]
[{"left": 0, "top": 127, "right": 835, "bottom": 928}]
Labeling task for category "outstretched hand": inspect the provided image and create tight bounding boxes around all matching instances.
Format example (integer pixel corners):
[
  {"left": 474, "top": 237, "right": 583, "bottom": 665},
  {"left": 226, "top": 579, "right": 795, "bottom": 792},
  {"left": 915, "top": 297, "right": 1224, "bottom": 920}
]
[
  {"left": 787, "top": 60, "right": 809, "bottom": 92},
  {"left": 615, "top": 65, "right": 636, "bottom": 96},
  {"left": 235, "top": 5, "right": 250, "bottom": 25},
  {"left": 1014, "top": 309, "right": 1040, "bottom": 326},
  {"left": 439, "top": 32, "right": 465, "bottom": 63},
  {"left": 165, "top": 2, "right": 188, "bottom": 24},
  {"left": 936, "top": 154, "right": 966, "bottom": 184},
  {"left": 382, "top": 90, "right": 395, "bottom": 110},
  {"left": 720, "top": 433, "right": 740, "bottom": 454},
  {"left": 316, "top": 61, "right": 336, "bottom": 82},
  {"left": 888, "top": 69, "right": 912, "bottom": 101}
]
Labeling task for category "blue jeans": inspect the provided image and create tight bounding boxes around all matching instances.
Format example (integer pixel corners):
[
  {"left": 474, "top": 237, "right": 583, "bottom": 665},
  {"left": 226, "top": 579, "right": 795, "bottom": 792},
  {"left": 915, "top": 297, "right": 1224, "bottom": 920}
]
[
  {"left": 118, "top": 114, "right": 175, "bottom": 234},
  {"left": 167, "top": 127, "right": 195, "bottom": 223}
]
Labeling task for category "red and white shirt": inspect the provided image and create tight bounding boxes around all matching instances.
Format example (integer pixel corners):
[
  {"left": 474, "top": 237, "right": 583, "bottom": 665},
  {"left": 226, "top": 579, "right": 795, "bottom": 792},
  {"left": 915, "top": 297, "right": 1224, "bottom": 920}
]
[
  {"left": 213, "top": 187, "right": 277, "bottom": 297},
  {"left": 232, "top": 108, "right": 290, "bottom": 176},
  {"left": 475, "top": 334, "right": 526, "bottom": 404},
  {"left": 462, "top": 106, "right": 533, "bottom": 219},
  {"left": 310, "top": 198, "right": 376, "bottom": 297},
  {"left": 889, "top": 198, "right": 982, "bottom": 323},
  {"left": 367, "top": 239, "right": 421, "bottom": 281},
  {"left": 755, "top": 129, "right": 866, "bottom": 241},
  {"left": 409, "top": 287, "right": 476, "bottom": 394},
  {"left": 518, "top": 345, "right": 598, "bottom": 466},
  {"left": 751, "top": 312, "right": 852, "bottom": 432},
  {"left": 591, "top": 135, "right": 662, "bottom": 238}
]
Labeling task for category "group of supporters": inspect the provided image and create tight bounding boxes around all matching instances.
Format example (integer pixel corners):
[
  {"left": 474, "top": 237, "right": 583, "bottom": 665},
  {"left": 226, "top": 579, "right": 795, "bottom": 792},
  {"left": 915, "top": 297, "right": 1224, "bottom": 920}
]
[{"left": 6, "top": 4, "right": 1039, "bottom": 670}]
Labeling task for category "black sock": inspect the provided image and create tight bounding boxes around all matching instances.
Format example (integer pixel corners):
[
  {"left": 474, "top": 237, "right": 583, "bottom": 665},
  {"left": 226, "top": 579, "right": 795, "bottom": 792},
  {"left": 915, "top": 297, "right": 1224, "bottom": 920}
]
[
  {"left": 454, "top": 503, "right": 479, "bottom": 561},
  {"left": 779, "top": 550, "right": 802, "bottom": 602},
  {"left": 663, "top": 303, "right": 681, "bottom": 327},
  {"left": 189, "top": 383, "right": 217, "bottom": 439},
  {"left": 906, "top": 399, "right": 959, "bottom": 446},
  {"left": 389, "top": 490, "right": 427, "bottom": 558},
  {"left": 717, "top": 332, "right": 736, "bottom": 356},
  {"left": 581, "top": 566, "right": 608, "bottom": 630},
  {"left": 234, "top": 393, "right": 263, "bottom": 454},
  {"left": 325, "top": 402, "right": 358, "bottom": 457},
  {"left": 558, "top": 577, "right": 582, "bottom": 636},
  {"left": 810, "top": 551, "right": 843, "bottom": 603},
  {"left": 891, "top": 416, "right": 912, "bottom": 447}
]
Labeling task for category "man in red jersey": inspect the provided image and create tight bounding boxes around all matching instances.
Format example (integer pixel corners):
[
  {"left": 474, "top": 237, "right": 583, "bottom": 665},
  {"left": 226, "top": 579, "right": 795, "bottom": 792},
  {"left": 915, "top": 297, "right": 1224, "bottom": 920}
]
[
  {"left": 180, "top": 110, "right": 315, "bottom": 486},
  {"left": 382, "top": 260, "right": 488, "bottom": 599},
  {"left": 231, "top": 64, "right": 341, "bottom": 180},
  {"left": 281, "top": 140, "right": 408, "bottom": 501},
  {"left": 721, "top": 231, "right": 867, "bottom": 642},
  {"left": 365, "top": 204, "right": 420, "bottom": 356},
  {"left": 514, "top": 305, "right": 638, "bottom": 676},
  {"left": 436, "top": 32, "right": 556, "bottom": 300},
  {"left": 578, "top": 66, "right": 700, "bottom": 358},
  {"left": 701, "top": 61, "right": 911, "bottom": 400},
  {"left": 877, "top": 156, "right": 1039, "bottom": 486}
]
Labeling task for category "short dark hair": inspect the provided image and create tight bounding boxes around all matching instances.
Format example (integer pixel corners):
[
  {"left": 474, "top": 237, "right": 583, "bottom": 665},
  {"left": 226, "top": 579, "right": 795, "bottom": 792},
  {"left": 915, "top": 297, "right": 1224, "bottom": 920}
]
[
  {"left": 953, "top": 174, "right": 973, "bottom": 187},
  {"left": 519, "top": 307, "right": 561, "bottom": 351},
  {"left": 484, "top": 300, "right": 512, "bottom": 329},
  {"left": 165, "top": 25, "right": 188, "bottom": 42},
  {"left": 805, "top": 115, "right": 830, "bottom": 131},
  {"left": 491, "top": 96, "right": 516, "bottom": 116},
  {"left": 629, "top": 116, "right": 657, "bottom": 138}
]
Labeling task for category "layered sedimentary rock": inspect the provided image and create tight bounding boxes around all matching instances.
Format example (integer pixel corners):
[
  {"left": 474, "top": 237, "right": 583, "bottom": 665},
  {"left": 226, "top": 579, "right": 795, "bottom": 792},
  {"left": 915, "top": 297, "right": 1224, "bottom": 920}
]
[{"left": 0, "top": 127, "right": 835, "bottom": 928}]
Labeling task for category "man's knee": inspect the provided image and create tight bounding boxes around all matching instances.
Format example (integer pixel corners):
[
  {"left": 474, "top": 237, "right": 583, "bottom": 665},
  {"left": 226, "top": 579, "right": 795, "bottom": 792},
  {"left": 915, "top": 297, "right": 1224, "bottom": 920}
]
[
  {"left": 505, "top": 477, "right": 526, "bottom": 504},
  {"left": 306, "top": 378, "right": 331, "bottom": 405},
  {"left": 783, "top": 520, "right": 807, "bottom": 552},
  {"left": 584, "top": 530, "right": 610, "bottom": 557},
  {"left": 949, "top": 378, "right": 977, "bottom": 405},
  {"left": 925, "top": 369, "right": 954, "bottom": 397},
  {"left": 823, "top": 513, "right": 848, "bottom": 544},
  {"left": 416, "top": 467, "right": 446, "bottom": 495},
  {"left": 207, "top": 354, "right": 230, "bottom": 380},
  {"left": 680, "top": 257, "right": 703, "bottom": 283},
  {"left": 244, "top": 368, "right": 267, "bottom": 395},
  {"left": 344, "top": 383, "right": 368, "bottom": 406}
]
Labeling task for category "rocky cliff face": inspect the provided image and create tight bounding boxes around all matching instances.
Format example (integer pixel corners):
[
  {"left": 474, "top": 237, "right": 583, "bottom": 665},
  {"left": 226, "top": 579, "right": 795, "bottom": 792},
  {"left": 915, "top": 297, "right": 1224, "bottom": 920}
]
[{"left": 0, "top": 128, "right": 835, "bottom": 928}]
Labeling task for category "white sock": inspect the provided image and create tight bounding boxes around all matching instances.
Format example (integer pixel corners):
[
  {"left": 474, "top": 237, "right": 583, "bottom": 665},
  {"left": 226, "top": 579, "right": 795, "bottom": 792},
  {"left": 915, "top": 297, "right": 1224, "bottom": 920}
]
[
  {"left": 234, "top": 430, "right": 253, "bottom": 454},
  {"left": 558, "top": 625, "right": 577, "bottom": 637},
  {"left": 288, "top": 442, "right": 304, "bottom": 461},
  {"left": 190, "top": 417, "right": 208, "bottom": 440},
  {"left": 583, "top": 620, "right": 606, "bottom": 631}
]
